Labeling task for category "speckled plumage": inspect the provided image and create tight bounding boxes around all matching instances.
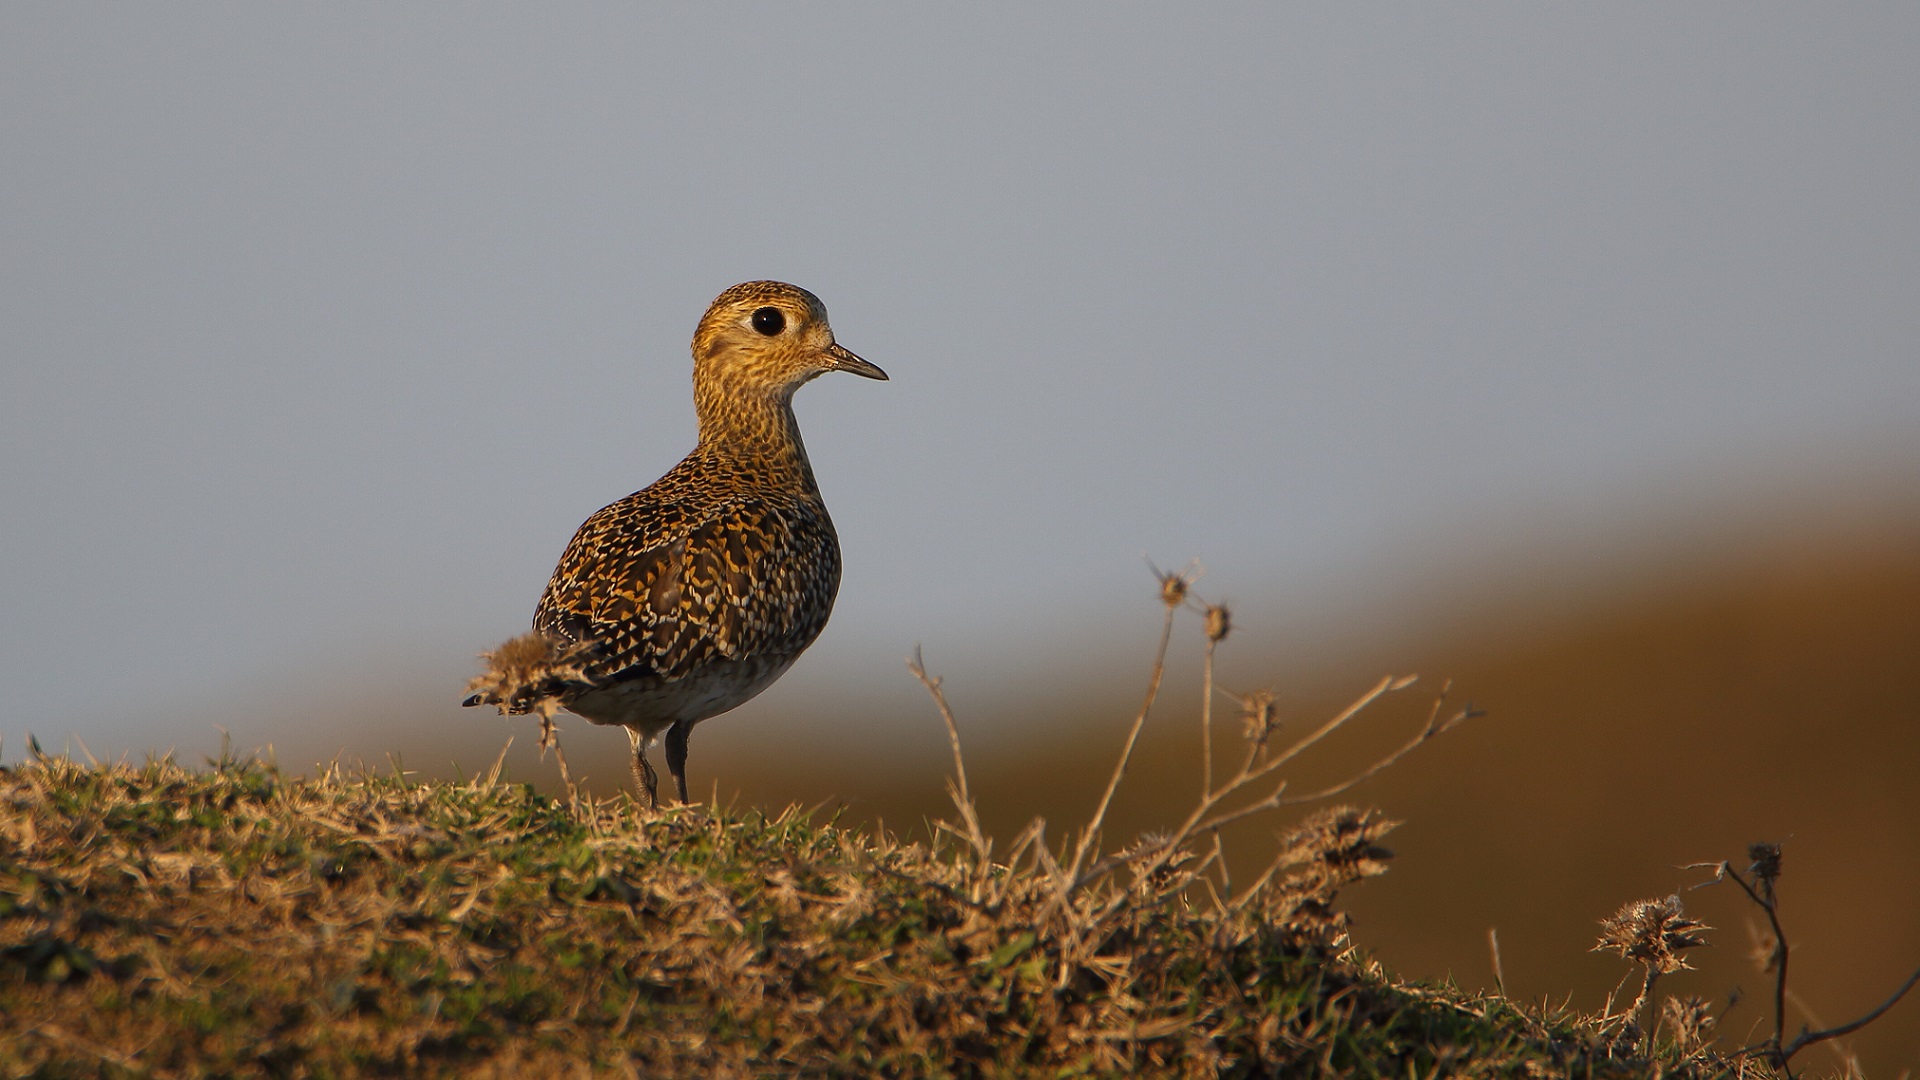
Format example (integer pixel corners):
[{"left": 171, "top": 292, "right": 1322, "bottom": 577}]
[{"left": 466, "top": 281, "right": 885, "bottom": 806}]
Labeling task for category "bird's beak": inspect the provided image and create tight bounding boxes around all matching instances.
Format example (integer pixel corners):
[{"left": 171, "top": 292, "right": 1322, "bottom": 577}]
[{"left": 827, "top": 342, "right": 888, "bottom": 381}]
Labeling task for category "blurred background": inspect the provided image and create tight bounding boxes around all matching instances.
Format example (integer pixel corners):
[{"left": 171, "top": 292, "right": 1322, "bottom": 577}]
[{"left": 4, "top": 5, "right": 1917, "bottom": 1072}]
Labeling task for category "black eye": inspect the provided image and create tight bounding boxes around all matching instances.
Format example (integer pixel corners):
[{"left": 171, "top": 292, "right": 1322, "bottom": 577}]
[{"left": 751, "top": 306, "right": 785, "bottom": 336}]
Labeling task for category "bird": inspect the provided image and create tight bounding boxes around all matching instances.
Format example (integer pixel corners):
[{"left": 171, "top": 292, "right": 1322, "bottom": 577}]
[{"left": 464, "top": 281, "right": 886, "bottom": 808}]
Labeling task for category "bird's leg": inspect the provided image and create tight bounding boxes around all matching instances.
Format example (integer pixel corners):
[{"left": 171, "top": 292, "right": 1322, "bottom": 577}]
[
  {"left": 663, "top": 719, "right": 691, "bottom": 804},
  {"left": 626, "top": 728, "right": 659, "bottom": 810}
]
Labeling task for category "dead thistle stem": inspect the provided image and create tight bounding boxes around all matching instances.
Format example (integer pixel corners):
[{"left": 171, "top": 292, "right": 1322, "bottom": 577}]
[
  {"left": 1627, "top": 966, "right": 1660, "bottom": 1053},
  {"left": 1198, "top": 630, "right": 1213, "bottom": 799},
  {"left": 1698, "top": 852, "right": 1920, "bottom": 1070},
  {"left": 906, "top": 646, "right": 989, "bottom": 862},
  {"left": 1225, "top": 848, "right": 1290, "bottom": 914},
  {"left": 903, "top": 561, "right": 1472, "bottom": 984},
  {"left": 1062, "top": 575, "right": 1184, "bottom": 897},
  {"left": 1083, "top": 673, "right": 1441, "bottom": 894},
  {"left": 1068, "top": 683, "right": 1461, "bottom": 968},
  {"left": 1778, "top": 967, "right": 1920, "bottom": 1062},
  {"left": 1273, "top": 680, "right": 1479, "bottom": 807},
  {"left": 1197, "top": 600, "right": 1230, "bottom": 800},
  {"left": 1209, "top": 832, "right": 1230, "bottom": 899},
  {"left": 1200, "top": 634, "right": 1216, "bottom": 800}
]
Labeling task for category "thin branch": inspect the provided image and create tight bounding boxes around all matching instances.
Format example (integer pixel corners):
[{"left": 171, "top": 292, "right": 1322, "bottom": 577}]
[
  {"left": 1781, "top": 983, "right": 1858, "bottom": 1073},
  {"left": 1780, "top": 965, "right": 1920, "bottom": 1063},
  {"left": 1718, "top": 861, "right": 1791, "bottom": 1054},
  {"left": 907, "top": 646, "right": 989, "bottom": 859},
  {"left": 1256, "top": 674, "right": 1420, "bottom": 782},
  {"left": 1197, "top": 871, "right": 1228, "bottom": 918},
  {"left": 1627, "top": 967, "right": 1659, "bottom": 1056},
  {"left": 1200, "top": 634, "right": 1217, "bottom": 801},
  {"left": 1277, "top": 689, "right": 1477, "bottom": 807},
  {"left": 1209, "top": 832, "right": 1230, "bottom": 898},
  {"left": 1080, "top": 675, "right": 1426, "bottom": 888},
  {"left": 1701, "top": 852, "right": 1916, "bottom": 1070},
  {"left": 902, "top": 561, "right": 1472, "bottom": 995},
  {"left": 1226, "top": 848, "right": 1292, "bottom": 914},
  {"left": 1062, "top": 593, "right": 1181, "bottom": 894},
  {"left": 997, "top": 818, "right": 1051, "bottom": 907}
]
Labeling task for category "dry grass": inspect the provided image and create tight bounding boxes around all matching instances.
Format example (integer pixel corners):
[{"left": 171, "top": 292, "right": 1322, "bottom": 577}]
[{"left": 0, "top": 748, "right": 1752, "bottom": 1078}]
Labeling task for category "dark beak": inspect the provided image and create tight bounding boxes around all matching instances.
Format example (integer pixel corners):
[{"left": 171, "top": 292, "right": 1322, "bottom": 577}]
[{"left": 827, "top": 342, "right": 888, "bottom": 381}]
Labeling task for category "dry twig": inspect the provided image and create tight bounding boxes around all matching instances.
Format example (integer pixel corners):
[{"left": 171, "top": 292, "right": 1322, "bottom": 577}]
[
  {"left": 906, "top": 645, "right": 989, "bottom": 863},
  {"left": 905, "top": 560, "right": 1476, "bottom": 989},
  {"left": 1690, "top": 844, "right": 1920, "bottom": 1071},
  {"left": 1059, "top": 562, "right": 1192, "bottom": 901}
]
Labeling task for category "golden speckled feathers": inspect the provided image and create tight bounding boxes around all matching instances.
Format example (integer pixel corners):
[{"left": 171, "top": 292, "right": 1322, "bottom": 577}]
[{"left": 532, "top": 465, "right": 842, "bottom": 687}]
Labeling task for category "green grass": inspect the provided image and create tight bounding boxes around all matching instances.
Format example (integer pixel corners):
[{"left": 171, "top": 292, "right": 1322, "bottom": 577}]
[{"left": 0, "top": 752, "right": 1757, "bottom": 1078}]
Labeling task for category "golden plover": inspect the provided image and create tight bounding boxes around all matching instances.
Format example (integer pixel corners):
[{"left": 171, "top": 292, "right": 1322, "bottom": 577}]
[{"left": 464, "top": 281, "right": 886, "bottom": 807}]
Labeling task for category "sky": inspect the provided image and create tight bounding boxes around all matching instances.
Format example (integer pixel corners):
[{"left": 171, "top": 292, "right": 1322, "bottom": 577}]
[{"left": 4, "top": 6, "right": 1918, "bottom": 763}]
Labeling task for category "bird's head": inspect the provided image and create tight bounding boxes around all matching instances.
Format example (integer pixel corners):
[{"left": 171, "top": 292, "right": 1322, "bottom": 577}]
[{"left": 691, "top": 281, "right": 887, "bottom": 403}]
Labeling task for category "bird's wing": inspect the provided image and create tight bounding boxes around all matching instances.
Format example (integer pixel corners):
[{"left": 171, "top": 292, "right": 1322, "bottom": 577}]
[{"left": 533, "top": 496, "right": 817, "bottom": 684}]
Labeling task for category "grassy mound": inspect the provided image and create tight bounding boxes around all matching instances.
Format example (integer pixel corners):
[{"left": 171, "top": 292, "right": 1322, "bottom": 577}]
[{"left": 0, "top": 754, "right": 1746, "bottom": 1078}]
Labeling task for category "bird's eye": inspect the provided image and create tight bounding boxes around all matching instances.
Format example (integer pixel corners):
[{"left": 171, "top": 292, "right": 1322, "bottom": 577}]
[{"left": 750, "top": 307, "right": 786, "bottom": 336}]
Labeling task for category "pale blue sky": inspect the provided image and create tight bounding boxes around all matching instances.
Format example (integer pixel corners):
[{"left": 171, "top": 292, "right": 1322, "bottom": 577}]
[{"left": 4, "top": 6, "right": 1917, "bottom": 764}]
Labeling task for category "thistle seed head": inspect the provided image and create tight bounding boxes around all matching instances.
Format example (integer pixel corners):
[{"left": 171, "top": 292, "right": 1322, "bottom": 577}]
[
  {"left": 1157, "top": 568, "right": 1191, "bottom": 608},
  {"left": 1262, "top": 806, "right": 1399, "bottom": 942},
  {"left": 1746, "top": 840, "right": 1783, "bottom": 902},
  {"left": 1277, "top": 805, "right": 1398, "bottom": 888},
  {"left": 1661, "top": 994, "right": 1716, "bottom": 1053},
  {"left": 1593, "top": 894, "right": 1711, "bottom": 975},
  {"left": 1117, "top": 832, "right": 1198, "bottom": 896},
  {"left": 1236, "top": 688, "right": 1280, "bottom": 744},
  {"left": 1203, "top": 602, "right": 1231, "bottom": 644}
]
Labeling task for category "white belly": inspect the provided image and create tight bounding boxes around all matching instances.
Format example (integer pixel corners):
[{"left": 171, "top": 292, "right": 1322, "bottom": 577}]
[{"left": 563, "top": 653, "right": 802, "bottom": 744}]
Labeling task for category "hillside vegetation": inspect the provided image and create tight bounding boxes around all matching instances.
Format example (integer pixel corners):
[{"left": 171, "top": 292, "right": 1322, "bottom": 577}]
[{"left": 1, "top": 748, "right": 1755, "bottom": 1078}]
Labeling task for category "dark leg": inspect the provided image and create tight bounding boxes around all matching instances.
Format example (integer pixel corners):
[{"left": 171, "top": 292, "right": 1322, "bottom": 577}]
[
  {"left": 663, "top": 719, "right": 691, "bottom": 804},
  {"left": 626, "top": 728, "right": 659, "bottom": 810}
]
